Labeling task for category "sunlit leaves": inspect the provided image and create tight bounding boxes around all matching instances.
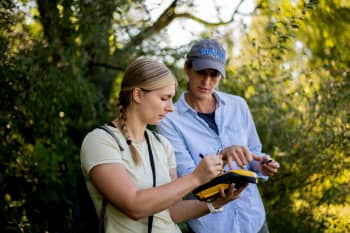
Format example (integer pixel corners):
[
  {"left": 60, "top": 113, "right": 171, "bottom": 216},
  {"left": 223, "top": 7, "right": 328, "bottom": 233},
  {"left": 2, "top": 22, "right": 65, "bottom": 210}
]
[{"left": 224, "top": 1, "right": 350, "bottom": 232}]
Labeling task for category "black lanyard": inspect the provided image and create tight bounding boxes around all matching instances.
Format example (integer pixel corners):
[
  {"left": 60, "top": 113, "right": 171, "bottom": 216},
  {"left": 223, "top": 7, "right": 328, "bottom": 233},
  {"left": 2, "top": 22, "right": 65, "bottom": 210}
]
[{"left": 144, "top": 131, "right": 156, "bottom": 233}]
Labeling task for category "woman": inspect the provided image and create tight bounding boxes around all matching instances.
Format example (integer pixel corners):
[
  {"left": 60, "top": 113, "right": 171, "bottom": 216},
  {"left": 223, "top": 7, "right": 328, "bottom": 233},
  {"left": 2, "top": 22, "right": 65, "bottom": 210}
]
[{"left": 80, "top": 57, "right": 244, "bottom": 233}]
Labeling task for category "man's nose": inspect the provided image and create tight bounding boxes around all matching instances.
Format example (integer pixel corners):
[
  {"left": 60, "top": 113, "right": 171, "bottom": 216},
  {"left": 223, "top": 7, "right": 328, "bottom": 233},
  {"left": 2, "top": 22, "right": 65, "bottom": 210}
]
[{"left": 201, "top": 75, "right": 211, "bottom": 84}]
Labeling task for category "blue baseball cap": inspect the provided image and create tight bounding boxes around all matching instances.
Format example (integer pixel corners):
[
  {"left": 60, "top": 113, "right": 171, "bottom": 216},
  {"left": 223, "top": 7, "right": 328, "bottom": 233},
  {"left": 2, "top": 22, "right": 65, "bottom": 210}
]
[{"left": 187, "top": 39, "right": 226, "bottom": 77}]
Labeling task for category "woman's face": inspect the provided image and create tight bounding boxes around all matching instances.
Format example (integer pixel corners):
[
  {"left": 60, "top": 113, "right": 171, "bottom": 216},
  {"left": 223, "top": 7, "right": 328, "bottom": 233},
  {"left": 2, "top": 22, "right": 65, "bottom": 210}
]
[
  {"left": 186, "top": 68, "right": 221, "bottom": 100},
  {"left": 138, "top": 83, "right": 176, "bottom": 125}
]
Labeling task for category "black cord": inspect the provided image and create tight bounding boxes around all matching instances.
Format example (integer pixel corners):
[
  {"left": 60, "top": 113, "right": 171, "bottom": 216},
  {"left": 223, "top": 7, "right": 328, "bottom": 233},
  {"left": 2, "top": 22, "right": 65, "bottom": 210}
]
[{"left": 145, "top": 131, "right": 156, "bottom": 233}]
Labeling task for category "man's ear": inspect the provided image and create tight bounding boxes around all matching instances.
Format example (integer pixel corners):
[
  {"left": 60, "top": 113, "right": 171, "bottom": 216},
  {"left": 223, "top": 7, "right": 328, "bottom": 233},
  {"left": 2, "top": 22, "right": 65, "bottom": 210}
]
[
  {"left": 184, "top": 63, "right": 191, "bottom": 76},
  {"left": 132, "top": 88, "right": 143, "bottom": 104}
]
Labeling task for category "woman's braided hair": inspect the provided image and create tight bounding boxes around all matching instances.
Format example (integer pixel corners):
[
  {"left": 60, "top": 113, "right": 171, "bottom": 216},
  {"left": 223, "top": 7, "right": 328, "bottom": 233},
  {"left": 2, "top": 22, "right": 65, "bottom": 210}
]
[{"left": 117, "top": 57, "right": 177, "bottom": 164}]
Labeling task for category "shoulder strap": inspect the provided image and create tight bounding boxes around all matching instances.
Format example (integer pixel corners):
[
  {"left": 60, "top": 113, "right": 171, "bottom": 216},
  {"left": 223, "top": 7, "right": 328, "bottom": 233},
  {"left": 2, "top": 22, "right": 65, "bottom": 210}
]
[
  {"left": 98, "top": 124, "right": 124, "bottom": 151},
  {"left": 98, "top": 199, "right": 107, "bottom": 233},
  {"left": 95, "top": 124, "right": 125, "bottom": 233}
]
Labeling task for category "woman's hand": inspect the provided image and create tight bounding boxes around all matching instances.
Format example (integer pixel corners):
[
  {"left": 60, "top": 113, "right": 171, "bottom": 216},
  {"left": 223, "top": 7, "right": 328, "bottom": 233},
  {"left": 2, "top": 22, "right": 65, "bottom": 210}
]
[
  {"left": 192, "top": 155, "right": 224, "bottom": 185},
  {"left": 212, "top": 183, "right": 248, "bottom": 208}
]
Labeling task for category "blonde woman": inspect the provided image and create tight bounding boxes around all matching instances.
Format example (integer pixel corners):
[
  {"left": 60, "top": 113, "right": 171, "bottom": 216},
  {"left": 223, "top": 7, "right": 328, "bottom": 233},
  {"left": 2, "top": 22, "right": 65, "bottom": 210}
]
[{"left": 80, "top": 57, "right": 244, "bottom": 233}]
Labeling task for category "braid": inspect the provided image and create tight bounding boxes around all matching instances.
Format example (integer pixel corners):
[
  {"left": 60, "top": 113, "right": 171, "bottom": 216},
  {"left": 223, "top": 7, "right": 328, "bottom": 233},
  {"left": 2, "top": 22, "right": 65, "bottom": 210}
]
[
  {"left": 117, "top": 100, "right": 141, "bottom": 164},
  {"left": 115, "top": 57, "right": 177, "bottom": 165}
]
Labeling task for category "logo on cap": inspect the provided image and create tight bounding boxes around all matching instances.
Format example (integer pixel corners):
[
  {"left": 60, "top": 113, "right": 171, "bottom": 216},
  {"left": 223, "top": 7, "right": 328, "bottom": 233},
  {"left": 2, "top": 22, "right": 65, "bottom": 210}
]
[{"left": 199, "top": 48, "right": 225, "bottom": 63}]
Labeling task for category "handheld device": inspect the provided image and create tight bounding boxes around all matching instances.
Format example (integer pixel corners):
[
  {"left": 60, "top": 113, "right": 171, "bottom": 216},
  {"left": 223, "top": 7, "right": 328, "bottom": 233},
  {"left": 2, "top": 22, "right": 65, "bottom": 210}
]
[{"left": 192, "top": 170, "right": 258, "bottom": 202}]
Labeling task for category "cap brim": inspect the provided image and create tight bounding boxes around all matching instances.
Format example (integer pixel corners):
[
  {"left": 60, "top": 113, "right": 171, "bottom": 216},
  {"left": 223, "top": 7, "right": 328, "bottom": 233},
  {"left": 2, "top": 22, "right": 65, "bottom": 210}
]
[{"left": 192, "top": 58, "right": 226, "bottom": 77}]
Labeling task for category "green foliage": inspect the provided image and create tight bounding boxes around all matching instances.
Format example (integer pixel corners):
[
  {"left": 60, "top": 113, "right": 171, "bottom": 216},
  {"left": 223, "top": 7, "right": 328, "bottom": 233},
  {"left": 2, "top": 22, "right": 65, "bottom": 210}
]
[
  {"left": 1, "top": 45, "right": 110, "bottom": 232},
  {"left": 224, "top": 1, "right": 350, "bottom": 232},
  {"left": 0, "top": 2, "right": 110, "bottom": 232},
  {"left": 1, "top": 0, "right": 349, "bottom": 232}
]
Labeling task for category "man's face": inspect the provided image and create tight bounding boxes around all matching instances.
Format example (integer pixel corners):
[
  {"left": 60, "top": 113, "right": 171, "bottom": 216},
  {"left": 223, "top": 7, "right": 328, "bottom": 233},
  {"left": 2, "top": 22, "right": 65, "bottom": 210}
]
[{"left": 187, "top": 68, "right": 222, "bottom": 99}]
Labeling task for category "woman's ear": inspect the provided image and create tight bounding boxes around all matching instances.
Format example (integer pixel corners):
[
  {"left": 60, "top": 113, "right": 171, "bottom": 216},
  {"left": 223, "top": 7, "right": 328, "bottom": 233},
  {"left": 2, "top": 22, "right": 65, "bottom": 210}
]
[{"left": 132, "top": 88, "right": 143, "bottom": 104}]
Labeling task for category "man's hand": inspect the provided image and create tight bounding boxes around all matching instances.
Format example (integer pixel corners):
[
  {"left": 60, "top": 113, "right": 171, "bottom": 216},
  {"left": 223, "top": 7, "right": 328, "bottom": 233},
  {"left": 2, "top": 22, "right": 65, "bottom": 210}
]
[
  {"left": 253, "top": 155, "right": 280, "bottom": 176},
  {"left": 219, "top": 146, "right": 280, "bottom": 176},
  {"left": 219, "top": 145, "right": 253, "bottom": 169}
]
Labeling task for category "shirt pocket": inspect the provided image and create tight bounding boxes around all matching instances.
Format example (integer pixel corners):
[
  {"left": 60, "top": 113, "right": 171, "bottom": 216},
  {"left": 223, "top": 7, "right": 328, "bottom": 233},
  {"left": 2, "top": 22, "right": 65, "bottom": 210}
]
[{"left": 223, "top": 125, "right": 248, "bottom": 146}]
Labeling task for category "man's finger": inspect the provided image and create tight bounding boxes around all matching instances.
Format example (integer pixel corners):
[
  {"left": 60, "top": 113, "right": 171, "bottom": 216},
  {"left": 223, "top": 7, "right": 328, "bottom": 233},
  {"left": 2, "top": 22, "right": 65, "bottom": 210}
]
[
  {"left": 232, "top": 151, "right": 244, "bottom": 168},
  {"left": 252, "top": 154, "right": 262, "bottom": 162},
  {"left": 262, "top": 164, "right": 278, "bottom": 176},
  {"left": 236, "top": 150, "right": 249, "bottom": 166},
  {"left": 241, "top": 146, "right": 253, "bottom": 161},
  {"left": 273, "top": 161, "right": 280, "bottom": 169},
  {"left": 225, "top": 154, "right": 234, "bottom": 169}
]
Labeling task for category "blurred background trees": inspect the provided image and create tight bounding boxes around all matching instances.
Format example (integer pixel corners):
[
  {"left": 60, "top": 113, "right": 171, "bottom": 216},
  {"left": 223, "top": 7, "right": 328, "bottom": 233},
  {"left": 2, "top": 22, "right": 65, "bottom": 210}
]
[{"left": 1, "top": 0, "right": 349, "bottom": 232}]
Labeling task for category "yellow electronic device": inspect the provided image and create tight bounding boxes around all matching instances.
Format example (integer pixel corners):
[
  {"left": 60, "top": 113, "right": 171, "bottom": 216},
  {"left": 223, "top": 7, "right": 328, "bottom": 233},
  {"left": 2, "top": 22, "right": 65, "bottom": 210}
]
[{"left": 192, "top": 170, "right": 258, "bottom": 202}]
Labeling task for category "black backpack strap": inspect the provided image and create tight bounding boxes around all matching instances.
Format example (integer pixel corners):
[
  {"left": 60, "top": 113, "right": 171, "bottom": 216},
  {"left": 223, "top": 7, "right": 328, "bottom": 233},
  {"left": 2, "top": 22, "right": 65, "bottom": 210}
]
[
  {"left": 96, "top": 124, "right": 125, "bottom": 233},
  {"left": 98, "top": 124, "right": 124, "bottom": 151},
  {"left": 99, "top": 199, "right": 107, "bottom": 233},
  {"left": 72, "top": 173, "right": 100, "bottom": 233},
  {"left": 144, "top": 131, "right": 156, "bottom": 233}
]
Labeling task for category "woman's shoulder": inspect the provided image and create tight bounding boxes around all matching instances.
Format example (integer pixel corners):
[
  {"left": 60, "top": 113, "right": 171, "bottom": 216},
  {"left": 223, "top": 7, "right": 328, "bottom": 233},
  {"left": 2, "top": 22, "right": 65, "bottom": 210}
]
[{"left": 82, "top": 125, "right": 124, "bottom": 149}]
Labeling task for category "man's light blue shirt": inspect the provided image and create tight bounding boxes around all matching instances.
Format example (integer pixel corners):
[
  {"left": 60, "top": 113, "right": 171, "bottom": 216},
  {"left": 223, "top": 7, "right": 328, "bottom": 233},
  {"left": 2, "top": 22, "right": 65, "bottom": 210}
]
[{"left": 158, "top": 91, "right": 266, "bottom": 233}]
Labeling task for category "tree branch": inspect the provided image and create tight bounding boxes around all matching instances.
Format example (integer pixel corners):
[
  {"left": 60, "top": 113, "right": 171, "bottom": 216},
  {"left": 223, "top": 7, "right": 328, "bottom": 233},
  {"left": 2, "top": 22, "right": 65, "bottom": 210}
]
[
  {"left": 174, "top": 0, "right": 247, "bottom": 27},
  {"left": 117, "top": 0, "right": 258, "bottom": 54},
  {"left": 119, "top": 0, "right": 179, "bottom": 52},
  {"left": 109, "top": 0, "right": 259, "bottom": 79}
]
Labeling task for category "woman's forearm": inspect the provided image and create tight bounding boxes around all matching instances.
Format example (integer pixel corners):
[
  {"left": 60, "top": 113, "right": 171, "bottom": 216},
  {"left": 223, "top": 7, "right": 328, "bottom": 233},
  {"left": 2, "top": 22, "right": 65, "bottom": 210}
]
[{"left": 169, "top": 199, "right": 209, "bottom": 223}]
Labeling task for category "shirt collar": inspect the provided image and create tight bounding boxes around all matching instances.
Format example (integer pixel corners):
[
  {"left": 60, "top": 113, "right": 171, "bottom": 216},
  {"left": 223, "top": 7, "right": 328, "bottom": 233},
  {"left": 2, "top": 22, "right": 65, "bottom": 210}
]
[{"left": 176, "top": 91, "right": 227, "bottom": 113}]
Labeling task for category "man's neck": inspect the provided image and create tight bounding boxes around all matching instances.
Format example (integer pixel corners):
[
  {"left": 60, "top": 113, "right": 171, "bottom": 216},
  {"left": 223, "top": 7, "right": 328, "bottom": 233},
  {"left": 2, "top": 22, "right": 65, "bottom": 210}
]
[{"left": 185, "top": 93, "right": 216, "bottom": 113}]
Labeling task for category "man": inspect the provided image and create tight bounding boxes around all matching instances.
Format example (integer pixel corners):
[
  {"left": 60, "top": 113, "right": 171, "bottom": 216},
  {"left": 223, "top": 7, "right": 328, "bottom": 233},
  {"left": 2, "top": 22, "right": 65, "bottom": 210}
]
[{"left": 158, "top": 39, "right": 280, "bottom": 233}]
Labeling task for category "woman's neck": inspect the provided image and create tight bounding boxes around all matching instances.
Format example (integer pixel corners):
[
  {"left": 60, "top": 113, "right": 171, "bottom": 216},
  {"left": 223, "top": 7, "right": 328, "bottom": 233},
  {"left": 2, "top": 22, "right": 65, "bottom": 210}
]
[
  {"left": 186, "top": 92, "right": 216, "bottom": 113},
  {"left": 113, "top": 112, "right": 147, "bottom": 143}
]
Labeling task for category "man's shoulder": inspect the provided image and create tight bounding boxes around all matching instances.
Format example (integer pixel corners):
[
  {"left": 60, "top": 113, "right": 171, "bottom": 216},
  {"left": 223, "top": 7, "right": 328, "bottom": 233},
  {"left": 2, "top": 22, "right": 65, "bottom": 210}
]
[
  {"left": 164, "top": 96, "right": 189, "bottom": 118},
  {"left": 217, "top": 91, "right": 247, "bottom": 105},
  {"left": 159, "top": 100, "right": 190, "bottom": 129},
  {"left": 162, "top": 107, "right": 184, "bottom": 121}
]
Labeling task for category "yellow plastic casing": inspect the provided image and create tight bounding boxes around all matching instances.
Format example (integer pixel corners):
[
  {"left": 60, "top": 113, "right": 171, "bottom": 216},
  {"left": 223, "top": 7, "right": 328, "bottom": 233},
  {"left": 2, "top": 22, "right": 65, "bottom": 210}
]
[
  {"left": 195, "top": 183, "right": 230, "bottom": 201},
  {"left": 194, "top": 170, "right": 258, "bottom": 201},
  {"left": 229, "top": 169, "right": 258, "bottom": 178}
]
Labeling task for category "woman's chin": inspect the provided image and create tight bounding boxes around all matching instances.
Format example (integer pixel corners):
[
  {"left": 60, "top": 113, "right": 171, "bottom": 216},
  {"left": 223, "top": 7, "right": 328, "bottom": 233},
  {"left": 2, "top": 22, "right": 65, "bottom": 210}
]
[{"left": 149, "top": 120, "right": 161, "bottom": 125}]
